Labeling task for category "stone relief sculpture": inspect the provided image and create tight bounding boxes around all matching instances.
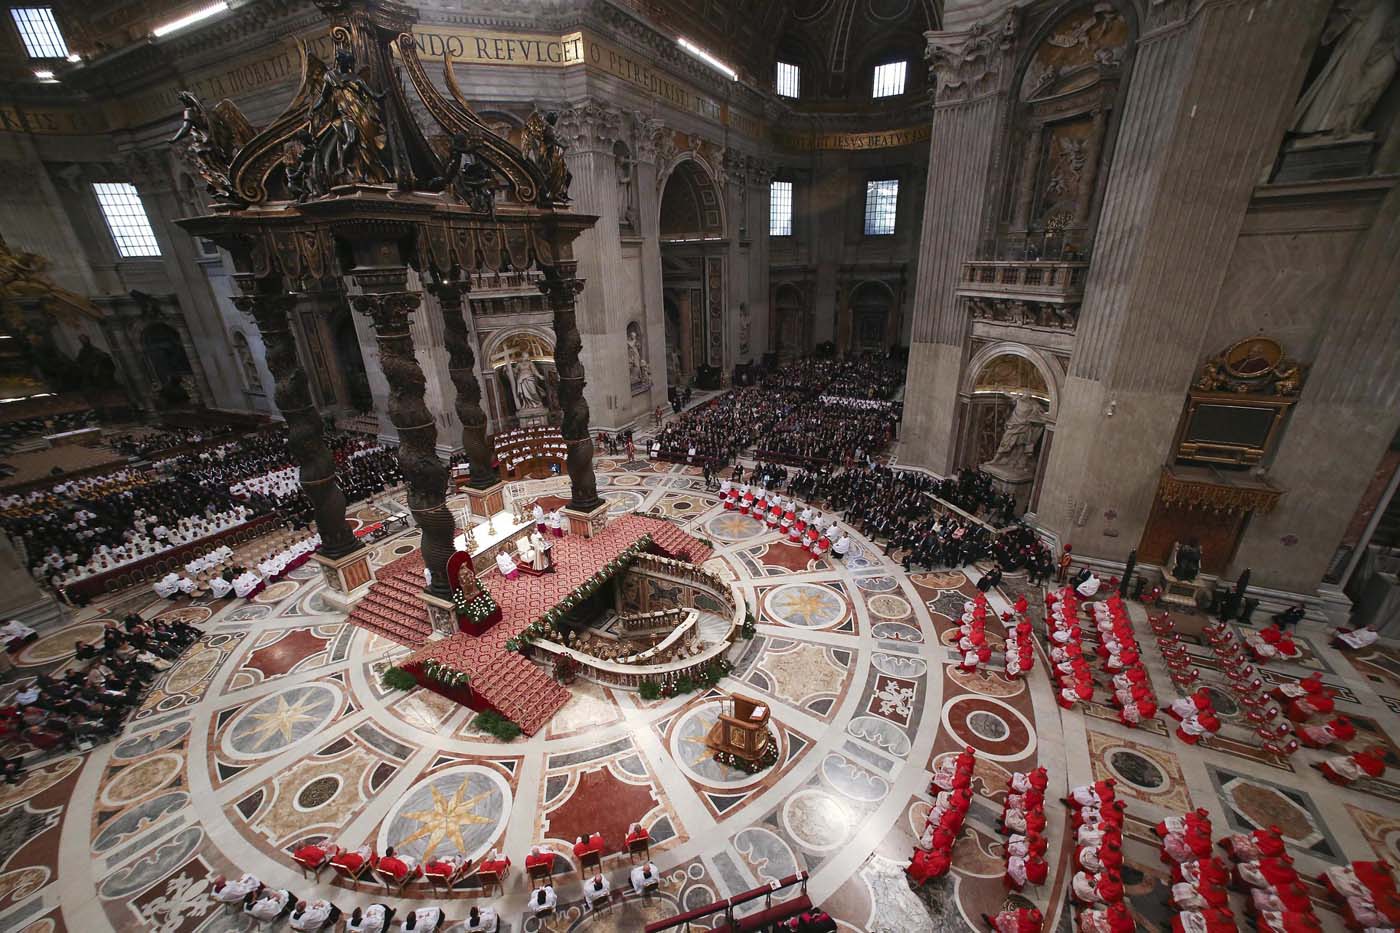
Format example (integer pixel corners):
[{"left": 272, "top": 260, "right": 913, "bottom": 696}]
[
  {"left": 627, "top": 321, "right": 651, "bottom": 389},
  {"left": 1291, "top": 0, "right": 1400, "bottom": 138},
  {"left": 307, "top": 49, "right": 389, "bottom": 190},
  {"left": 984, "top": 390, "right": 1047, "bottom": 476},
  {"left": 523, "top": 110, "right": 572, "bottom": 202}
]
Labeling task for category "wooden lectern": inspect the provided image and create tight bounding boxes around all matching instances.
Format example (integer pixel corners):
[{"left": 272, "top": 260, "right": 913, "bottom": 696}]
[{"left": 705, "top": 692, "right": 772, "bottom": 765}]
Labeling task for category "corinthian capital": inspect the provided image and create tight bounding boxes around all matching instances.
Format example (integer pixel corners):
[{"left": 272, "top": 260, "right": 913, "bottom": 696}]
[
  {"left": 925, "top": 8, "right": 1019, "bottom": 105},
  {"left": 634, "top": 114, "right": 667, "bottom": 164},
  {"left": 556, "top": 99, "right": 626, "bottom": 153}
]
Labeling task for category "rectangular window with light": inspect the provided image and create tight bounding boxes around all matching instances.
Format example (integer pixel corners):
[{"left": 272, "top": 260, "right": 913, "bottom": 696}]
[
  {"left": 872, "top": 60, "right": 907, "bottom": 98},
  {"left": 770, "top": 181, "right": 793, "bottom": 237},
  {"left": 776, "top": 61, "right": 800, "bottom": 99},
  {"left": 11, "top": 7, "right": 68, "bottom": 58},
  {"left": 864, "top": 179, "right": 898, "bottom": 235},
  {"left": 92, "top": 183, "right": 162, "bottom": 258}
]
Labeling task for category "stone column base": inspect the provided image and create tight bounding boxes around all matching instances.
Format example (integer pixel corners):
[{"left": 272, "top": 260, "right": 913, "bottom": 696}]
[
  {"left": 981, "top": 462, "right": 1036, "bottom": 516},
  {"left": 313, "top": 548, "right": 375, "bottom": 611},
  {"left": 421, "top": 592, "right": 457, "bottom": 640},
  {"left": 462, "top": 481, "right": 507, "bottom": 519},
  {"left": 562, "top": 501, "right": 610, "bottom": 538}
]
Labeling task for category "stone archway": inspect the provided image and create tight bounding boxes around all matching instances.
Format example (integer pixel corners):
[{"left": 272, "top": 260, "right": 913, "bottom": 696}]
[
  {"left": 773, "top": 283, "right": 806, "bottom": 358},
  {"left": 846, "top": 281, "right": 895, "bottom": 354},
  {"left": 482, "top": 328, "right": 558, "bottom": 429},
  {"left": 659, "top": 157, "right": 725, "bottom": 380},
  {"left": 141, "top": 322, "right": 195, "bottom": 407},
  {"left": 957, "top": 343, "right": 1062, "bottom": 512}
]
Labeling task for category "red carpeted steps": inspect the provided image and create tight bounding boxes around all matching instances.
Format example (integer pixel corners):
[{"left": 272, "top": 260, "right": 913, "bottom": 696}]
[{"left": 346, "top": 552, "right": 432, "bottom": 646}]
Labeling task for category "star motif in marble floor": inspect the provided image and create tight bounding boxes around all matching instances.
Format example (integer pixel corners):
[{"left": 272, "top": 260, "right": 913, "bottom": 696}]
[
  {"left": 679, "top": 716, "right": 718, "bottom": 767},
  {"left": 773, "top": 589, "right": 840, "bottom": 625},
  {"left": 396, "top": 782, "right": 495, "bottom": 861},
  {"left": 244, "top": 694, "right": 323, "bottom": 750}
]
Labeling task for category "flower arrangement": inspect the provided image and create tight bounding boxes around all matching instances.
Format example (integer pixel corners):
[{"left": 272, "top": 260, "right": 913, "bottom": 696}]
[
  {"left": 713, "top": 739, "right": 778, "bottom": 774},
  {"left": 421, "top": 659, "right": 470, "bottom": 689},
  {"left": 452, "top": 582, "right": 498, "bottom": 623},
  {"left": 740, "top": 610, "right": 757, "bottom": 640}
]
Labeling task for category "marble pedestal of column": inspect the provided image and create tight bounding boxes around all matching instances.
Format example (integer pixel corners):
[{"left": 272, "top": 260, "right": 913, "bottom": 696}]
[
  {"left": 563, "top": 501, "right": 610, "bottom": 539},
  {"left": 981, "top": 462, "right": 1036, "bottom": 517},
  {"left": 421, "top": 592, "right": 457, "bottom": 640},
  {"left": 313, "top": 549, "right": 375, "bottom": 611},
  {"left": 462, "top": 482, "right": 507, "bottom": 520}
]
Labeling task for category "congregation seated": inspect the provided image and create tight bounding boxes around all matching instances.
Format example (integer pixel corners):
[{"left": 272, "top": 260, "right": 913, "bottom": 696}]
[
  {"left": 4, "top": 425, "right": 399, "bottom": 598},
  {"left": 583, "top": 872, "right": 611, "bottom": 910},
  {"left": 464, "top": 905, "right": 498, "bottom": 931},
  {"left": 244, "top": 885, "right": 296, "bottom": 922},
  {"left": 288, "top": 898, "right": 341, "bottom": 932},
  {"left": 400, "top": 906, "right": 445, "bottom": 932},
  {"left": 528, "top": 885, "right": 557, "bottom": 916},
  {"left": 211, "top": 873, "right": 261, "bottom": 904},
  {"left": 346, "top": 904, "right": 395, "bottom": 933},
  {"left": 3, "top": 612, "right": 201, "bottom": 764}
]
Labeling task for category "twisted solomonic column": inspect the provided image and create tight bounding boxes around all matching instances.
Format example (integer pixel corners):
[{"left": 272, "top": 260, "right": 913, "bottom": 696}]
[
  {"left": 231, "top": 287, "right": 360, "bottom": 558},
  {"left": 427, "top": 281, "right": 494, "bottom": 488},
  {"left": 539, "top": 262, "right": 602, "bottom": 512},
  {"left": 351, "top": 285, "right": 454, "bottom": 596}
]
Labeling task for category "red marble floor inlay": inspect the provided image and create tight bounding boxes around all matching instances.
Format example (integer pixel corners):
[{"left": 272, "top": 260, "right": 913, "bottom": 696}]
[
  {"left": 544, "top": 765, "right": 660, "bottom": 853},
  {"left": 242, "top": 628, "right": 330, "bottom": 678}
]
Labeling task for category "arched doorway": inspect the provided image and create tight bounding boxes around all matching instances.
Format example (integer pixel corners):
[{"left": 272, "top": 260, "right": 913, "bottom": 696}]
[
  {"left": 847, "top": 281, "right": 894, "bottom": 354},
  {"left": 141, "top": 322, "right": 194, "bottom": 406},
  {"left": 773, "top": 283, "right": 805, "bottom": 359},
  {"left": 330, "top": 307, "right": 373, "bottom": 413},
  {"left": 658, "top": 158, "right": 724, "bottom": 385}
]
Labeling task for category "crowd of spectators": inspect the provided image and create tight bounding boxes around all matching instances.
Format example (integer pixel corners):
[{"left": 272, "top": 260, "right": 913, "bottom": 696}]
[
  {"left": 652, "top": 355, "right": 905, "bottom": 469},
  {"left": 0, "top": 613, "right": 200, "bottom": 772},
  {"left": 108, "top": 425, "right": 237, "bottom": 459},
  {"left": 1, "top": 428, "right": 400, "bottom": 595}
]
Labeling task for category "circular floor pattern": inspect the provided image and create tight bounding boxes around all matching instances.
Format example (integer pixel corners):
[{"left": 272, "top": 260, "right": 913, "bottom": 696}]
[
  {"left": 705, "top": 512, "right": 767, "bottom": 542},
  {"left": 764, "top": 582, "right": 849, "bottom": 629},
  {"left": 669, "top": 702, "right": 779, "bottom": 788},
  {"left": 782, "top": 789, "right": 852, "bottom": 853},
  {"left": 1106, "top": 749, "right": 1166, "bottom": 790},
  {"left": 18, "top": 621, "right": 109, "bottom": 665},
  {"left": 99, "top": 753, "right": 183, "bottom": 808},
  {"left": 940, "top": 695, "right": 1036, "bottom": 762},
  {"left": 221, "top": 683, "right": 342, "bottom": 759},
  {"left": 378, "top": 765, "right": 512, "bottom": 864},
  {"left": 867, "top": 594, "right": 913, "bottom": 620},
  {"left": 253, "top": 580, "right": 299, "bottom": 604}
]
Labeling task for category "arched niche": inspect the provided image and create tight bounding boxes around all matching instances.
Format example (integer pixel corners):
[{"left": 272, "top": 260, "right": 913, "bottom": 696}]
[
  {"left": 658, "top": 155, "right": 725, "bottom": 376},
  {"left": 956, "top": 343, "right": 1063, "bottom": 510},
  {"left": 483, "top": 328, "right": 558, "bottom": 429},
  {"left": 772, "top": 282, "right": 808, "bottom": 358},
  {"left": 658, "top": 156, "right": 726, "bottom": 239},
  {"left": 994, "top": 2, "right": 1136, "bottom": 258},
  {"left": 846, "top": 280, "right": 896, "bottom": 353}
]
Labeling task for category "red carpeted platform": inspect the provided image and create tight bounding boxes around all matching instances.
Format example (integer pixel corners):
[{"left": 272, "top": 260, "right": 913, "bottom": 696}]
[
  {"left": 346, "top": 551, "right": 432, "bottom": 645},
  {"left": 358, "top": 514, "right": 711, "bottom": 735}
]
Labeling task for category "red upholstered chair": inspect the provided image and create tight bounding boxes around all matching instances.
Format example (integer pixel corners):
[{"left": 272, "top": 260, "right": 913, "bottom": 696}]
[
  {"left": 292, "top": 843, "right": 336, "bottom": 879},
  {"left": 329, "top": 849, "right": 375, "bottom": 890},
  {"left": 423, "top": 857, "right": 470, "bottom": 893}
]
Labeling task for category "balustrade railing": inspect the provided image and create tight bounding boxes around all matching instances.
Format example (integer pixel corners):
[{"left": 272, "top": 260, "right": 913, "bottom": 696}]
[{"left": 959, "top": 260, "right": 1089, "bottom": 295}]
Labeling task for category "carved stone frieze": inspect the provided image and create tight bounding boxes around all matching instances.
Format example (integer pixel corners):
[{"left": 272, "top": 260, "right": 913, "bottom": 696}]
[
  {"left": 925, "top": 9, "right": 1020, "bottom": 104},
  {"left": 967, "top": 296, "right": 1078, "bottom": 331}
]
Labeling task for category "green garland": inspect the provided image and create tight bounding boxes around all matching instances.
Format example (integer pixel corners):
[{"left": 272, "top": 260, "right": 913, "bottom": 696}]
[
  {"left": 381, "top": 666, "right": 417, "bottom": 691},
  {"left": 740, "top": 610, "right": 757, "bottom": 640},
  {"left": 421, "top": 658, "right": 470, "bottom": 689}
]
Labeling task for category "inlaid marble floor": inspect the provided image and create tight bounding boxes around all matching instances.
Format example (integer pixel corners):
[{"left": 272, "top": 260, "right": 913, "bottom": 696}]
[{"left": 1, "top": 459, "right": 1395, "bottom": 932}]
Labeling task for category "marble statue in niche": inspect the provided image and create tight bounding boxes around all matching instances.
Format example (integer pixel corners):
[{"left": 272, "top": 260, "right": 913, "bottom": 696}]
[
  {"left": 509, "top": 353, "right": 547, "bottom": 409},
  {"left": 1291, "top": 0, "right": 1400, "bottom": 138},
  {"left": 984, "top": 390, "right": 1048, "bottom": 476},
  {"left": 627, "top": 321, "right": 651, "bottom": 390},
  {"left": 616, "top": 145, "right": 639, "bottom": 231}
]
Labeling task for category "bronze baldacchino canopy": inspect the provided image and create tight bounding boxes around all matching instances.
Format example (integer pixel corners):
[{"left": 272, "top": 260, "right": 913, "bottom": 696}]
[{"left": 173, "top": 0, "right": 599, "bottom": 599}]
